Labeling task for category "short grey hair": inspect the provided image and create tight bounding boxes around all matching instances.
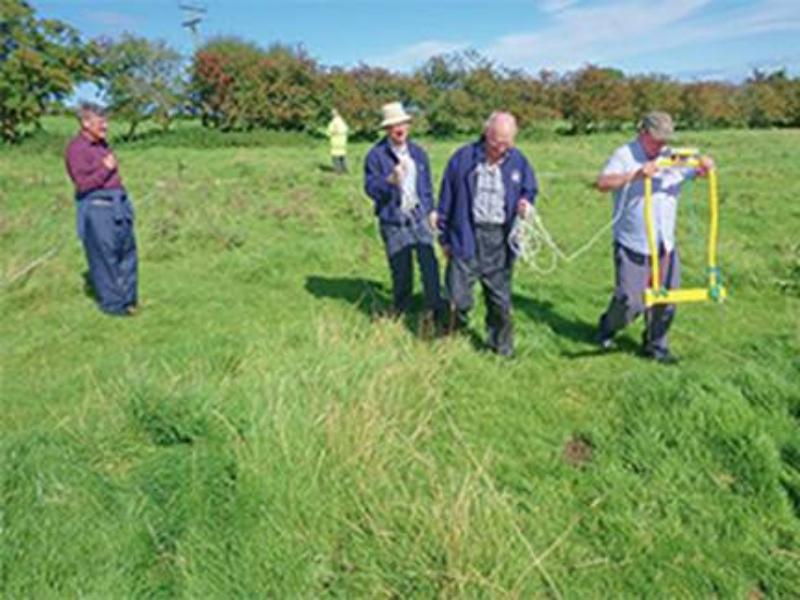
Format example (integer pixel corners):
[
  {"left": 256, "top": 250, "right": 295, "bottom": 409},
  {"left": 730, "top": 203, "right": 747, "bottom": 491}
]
[
  {"left": 484, "top": 111, "right": 518, "bottom": 135},
  {"left": 76, "top": 102, "right": 106, "bottom": 121}
]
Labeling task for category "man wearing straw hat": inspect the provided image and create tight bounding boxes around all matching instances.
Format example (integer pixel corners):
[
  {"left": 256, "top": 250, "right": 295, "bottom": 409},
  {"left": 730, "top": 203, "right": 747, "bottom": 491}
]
[
  {"left": 595, "top": 111, "right": 714, "bottom": 363},
  {"left": 436, "top": 112, "right": 537, "bottom": 357},
  {"left": 364, "top": 102, "right": 442, "bottom": 331}
]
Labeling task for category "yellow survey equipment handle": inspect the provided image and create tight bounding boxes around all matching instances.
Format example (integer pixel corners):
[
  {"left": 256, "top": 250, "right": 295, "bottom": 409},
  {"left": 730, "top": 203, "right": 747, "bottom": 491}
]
[{"left": 643, "top": 148, "right": 727, "bottom": 307}]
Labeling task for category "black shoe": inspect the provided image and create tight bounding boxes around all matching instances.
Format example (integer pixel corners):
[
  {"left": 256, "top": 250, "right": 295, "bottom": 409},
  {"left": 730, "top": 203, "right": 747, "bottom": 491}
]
[
  {"left": 643, "top": 348, "right": 680, "bottom": 365},
  {"left": 598, "top": 335, "right": 617, "bottom": 352},
  {"left": 486, "top": 345, "right": 515, "bottom": 359},
  {"left": 496, "top": 347, "right": 515, "bottom": 359},
  {"left": 597, "top": 317, "right": 616, "bottom": 351}
]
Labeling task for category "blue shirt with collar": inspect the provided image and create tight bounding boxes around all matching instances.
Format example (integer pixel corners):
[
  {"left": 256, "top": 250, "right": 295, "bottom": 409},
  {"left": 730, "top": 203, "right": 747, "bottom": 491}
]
[
  {"left": 436, "top": 138, "right": 538, "bottom": 261},
  {"left": 602, "top": 139, "right": 697, "bottom": 255},
  {"left": 364, "top": 137, "right": 435, "bottom": 226}
]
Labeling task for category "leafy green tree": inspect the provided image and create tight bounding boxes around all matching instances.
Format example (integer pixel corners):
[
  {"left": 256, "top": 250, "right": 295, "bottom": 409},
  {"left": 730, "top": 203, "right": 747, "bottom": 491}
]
[
  {"left": 0, "top": 0, "right": 95, "bottom": 141},
  {"left": 426, "top": 87, "right": 484, "bottom": 136},
  {"left": 497, "top": 67, "right": 562, "bottom": 129},
  {"left": 190, "top": 37, "right": 262, "bottom": 130},
  {"left": 537, "top": 69, "right": 566, "bottom": 119},
  {"left": 98, "top": 33, "right": 184, "bottom": 139},
  {"left": 562, "top": 65, "right": 634, "bottom": 134},
  {"left": 791, "top": 76, "right": 800, "bottom": 126},
  {"left": 190, "top": 38, "right": 323, "bottom": 132},
  {"left": 255, "top": 43, "right": 323, "bottom": 130},
  {"left": 679, "top": 81, "right": 743, "bottom": 129},
  {"left": 182, "top": 32, "right": 800, "bottom": 138},
  {"left": 739, "top": 69, "right": 793, "bottom": 128},
  {"left": 418, "top": 54, "right": 463, "bottom": 93},
  {"left": 629, "top": 74, "right": 683, "bottom": 123},
  {"left": 321, "top": 65, "right": 424, "bottom": 139},
  {"left": 421, "top": 52, "right": 504, "bottom": 136}
]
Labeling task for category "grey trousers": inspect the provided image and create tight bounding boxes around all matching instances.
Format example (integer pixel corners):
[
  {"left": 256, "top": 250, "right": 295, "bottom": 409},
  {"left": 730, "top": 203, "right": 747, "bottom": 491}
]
[
  {"left": 446, "top": 224, "right": 513, "bottom": 356},
  {"left": 599, "top": 242, "right": 681, "bottom": 353}
]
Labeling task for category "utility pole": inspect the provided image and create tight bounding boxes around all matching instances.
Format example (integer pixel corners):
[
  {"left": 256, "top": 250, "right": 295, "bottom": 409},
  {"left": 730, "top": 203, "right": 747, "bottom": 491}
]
[{"left": 179, "top": 2, "right": 207, "bottom": 49}]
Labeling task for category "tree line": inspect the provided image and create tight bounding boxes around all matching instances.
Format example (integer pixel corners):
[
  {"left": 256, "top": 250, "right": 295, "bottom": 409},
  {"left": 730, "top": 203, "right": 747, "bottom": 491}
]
[{"left": 2, "top": 0, "right": 800, "bottom": 142}]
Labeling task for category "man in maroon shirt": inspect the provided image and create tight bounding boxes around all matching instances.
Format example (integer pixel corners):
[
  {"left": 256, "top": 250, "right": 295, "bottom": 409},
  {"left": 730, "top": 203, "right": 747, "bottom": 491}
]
[{"left": 65, "top": 103, "right": 138, "bottom": 315}]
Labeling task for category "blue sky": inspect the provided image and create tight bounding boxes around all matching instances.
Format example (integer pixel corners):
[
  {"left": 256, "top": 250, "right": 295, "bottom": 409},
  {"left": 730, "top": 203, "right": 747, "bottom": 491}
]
[{"left": 35, "top": 0, "right": 800, "bottom": 81}]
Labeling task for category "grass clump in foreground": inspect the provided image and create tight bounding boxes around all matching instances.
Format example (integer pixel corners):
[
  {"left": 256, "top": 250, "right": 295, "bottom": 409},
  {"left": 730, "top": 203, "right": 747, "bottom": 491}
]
[{"left": 1, "top": 120, "right": 799, "bottom": 596}]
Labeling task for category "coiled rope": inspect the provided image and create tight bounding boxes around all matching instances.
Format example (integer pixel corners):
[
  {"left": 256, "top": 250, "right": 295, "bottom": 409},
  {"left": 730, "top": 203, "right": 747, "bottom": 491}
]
[{"left": 510, "top": 191, "right": 625, "bottom": 275}]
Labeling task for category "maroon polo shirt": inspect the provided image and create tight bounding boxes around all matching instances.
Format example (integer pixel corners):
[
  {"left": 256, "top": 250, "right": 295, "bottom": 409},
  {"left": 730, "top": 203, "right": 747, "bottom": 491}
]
[{"left": 64, "top": 133, "right": 123, "bottom": 196}]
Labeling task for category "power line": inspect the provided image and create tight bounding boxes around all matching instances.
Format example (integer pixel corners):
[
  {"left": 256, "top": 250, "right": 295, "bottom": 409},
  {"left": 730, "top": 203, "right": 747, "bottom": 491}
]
[{"left": 179, "top": 2, "right": 207, "bottom": 49}]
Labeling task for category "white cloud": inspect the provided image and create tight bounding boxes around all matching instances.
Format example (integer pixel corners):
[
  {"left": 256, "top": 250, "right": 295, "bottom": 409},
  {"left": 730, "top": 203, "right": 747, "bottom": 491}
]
[
  {"left": 485, "top": 0, "right": 711, "bottom": 70},
  {"left": 371, "top": 40, "right": 469, "bottom": 71},
  {"left": 483, "top": 0, "right": 800, "bottom": 72},
  {"left": 335, "top": 0, "right": 800, "bottom": 77},
  {"left": 538, "top": 0, "right": 580, "bottom": 14},
  {"left": 716, "top": 0, "right": 800, "bottom": 38}
]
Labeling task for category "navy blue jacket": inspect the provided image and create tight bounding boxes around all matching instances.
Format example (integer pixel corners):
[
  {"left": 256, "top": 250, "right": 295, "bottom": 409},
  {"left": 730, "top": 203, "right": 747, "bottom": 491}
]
[
  {"left": 437, "top": 139, "right": 538, "bottom": 261},
  {"left": 364, "top": 138, "right": 435, "bottom": 225}
]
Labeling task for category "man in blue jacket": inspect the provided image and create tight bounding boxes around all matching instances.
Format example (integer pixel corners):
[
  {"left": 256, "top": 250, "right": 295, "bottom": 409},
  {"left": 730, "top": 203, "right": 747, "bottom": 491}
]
[
  {"left": 436, "top": 112, "right": 537, "bottom": 356},
  {"left": 364, "top": 102, "right": 442, "bottom": 330}
]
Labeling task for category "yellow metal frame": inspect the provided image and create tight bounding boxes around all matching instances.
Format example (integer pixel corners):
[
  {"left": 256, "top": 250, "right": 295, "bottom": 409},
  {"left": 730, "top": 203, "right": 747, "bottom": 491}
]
[{"left": 643, "top": 151, "right": 727, "bottom": 307}]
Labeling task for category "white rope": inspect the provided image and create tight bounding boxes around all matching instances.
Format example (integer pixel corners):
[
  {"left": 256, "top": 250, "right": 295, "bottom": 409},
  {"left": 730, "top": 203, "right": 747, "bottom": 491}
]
[
  {"left": 511, "top": 161, "right": 690, "bottom": 275},
  {"left": 510, "top": 198, "right": 624, "bottom": 276}
]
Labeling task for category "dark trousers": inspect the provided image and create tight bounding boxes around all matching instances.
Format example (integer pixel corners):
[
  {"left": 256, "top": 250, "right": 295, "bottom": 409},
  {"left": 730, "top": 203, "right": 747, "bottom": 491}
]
[
  {"left": 387, "top": 244, "right": 441, "bottom": 314},
  {"left": 332, "top": 156, "right": 347, "bottom": 173},
  {"left": 380, "top": 221, "right": 441, "bottom": 316},
  {"left": 599, "top": 242, "right": 681, "bottom": 353},
  {"left": 446, "top": 224, "right": 514, "bottom": 356},
  {"left": 80, "top": 193, "right": 138, "bottom": 315}
]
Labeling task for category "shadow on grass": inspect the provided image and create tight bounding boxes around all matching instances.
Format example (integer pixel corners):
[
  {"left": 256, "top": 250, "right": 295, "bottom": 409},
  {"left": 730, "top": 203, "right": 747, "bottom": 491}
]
[
  {"left": 305, "top": 275, "right": 461, "bottom": 342},
  {"left": 82, "top": 270, "right": 95, "bottom": 300},
  {"left": 317, "top": 163, "right": 336, "bottom": 173},
  {"left": 513, "top": 294, "right": 641, "bottom": 358},
  {"left": 317, "top": 162, "right": 350, "bottom": 175},
  {"left": 305, "top": 275, "right": 389, "bottom": 319},
  {"left": 305, "top": 281, "right": 645, "bottom": 355}
]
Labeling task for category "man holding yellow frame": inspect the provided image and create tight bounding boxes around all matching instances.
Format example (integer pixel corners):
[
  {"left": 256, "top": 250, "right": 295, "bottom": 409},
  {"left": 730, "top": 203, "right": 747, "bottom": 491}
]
[{"left": 595, "top": 111, "right": 714, "bottom": 364}]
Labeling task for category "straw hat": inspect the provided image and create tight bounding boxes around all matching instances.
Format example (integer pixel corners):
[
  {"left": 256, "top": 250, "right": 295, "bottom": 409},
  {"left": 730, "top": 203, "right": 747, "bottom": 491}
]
[{"left": 380, "top": 102, "right": 412, "bottom": 128}]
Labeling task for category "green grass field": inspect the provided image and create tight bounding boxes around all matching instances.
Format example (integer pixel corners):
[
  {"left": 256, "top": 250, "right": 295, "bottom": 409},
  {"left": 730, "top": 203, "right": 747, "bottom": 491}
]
[{"left": 2, "top": 118, "right": 799, "bottom": 597}]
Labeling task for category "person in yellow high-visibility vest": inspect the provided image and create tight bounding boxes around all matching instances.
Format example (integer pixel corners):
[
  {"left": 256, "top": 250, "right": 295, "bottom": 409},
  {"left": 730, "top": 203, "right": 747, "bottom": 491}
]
[{"left": 327, "top": 108, "right": 349, "bottom": 173}]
